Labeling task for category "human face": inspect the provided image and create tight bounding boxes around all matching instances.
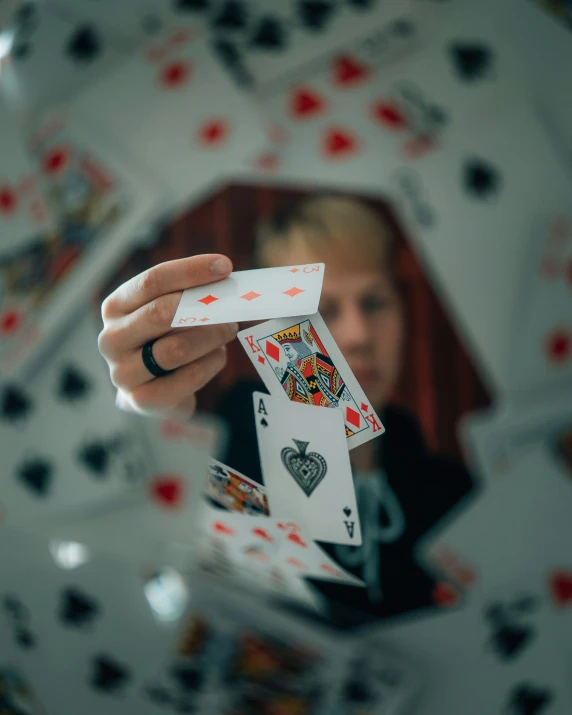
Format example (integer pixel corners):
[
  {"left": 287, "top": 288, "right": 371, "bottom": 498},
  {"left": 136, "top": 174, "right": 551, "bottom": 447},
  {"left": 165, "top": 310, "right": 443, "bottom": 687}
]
[{"left": 272, "top": 243, "right": 404, "bottom": 408}]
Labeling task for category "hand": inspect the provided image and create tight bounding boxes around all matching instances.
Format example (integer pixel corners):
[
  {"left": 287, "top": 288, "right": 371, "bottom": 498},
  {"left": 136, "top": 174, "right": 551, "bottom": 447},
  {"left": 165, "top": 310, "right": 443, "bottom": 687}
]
[{"left": 98, "top": 254, "right": 238, "bottom": 417}]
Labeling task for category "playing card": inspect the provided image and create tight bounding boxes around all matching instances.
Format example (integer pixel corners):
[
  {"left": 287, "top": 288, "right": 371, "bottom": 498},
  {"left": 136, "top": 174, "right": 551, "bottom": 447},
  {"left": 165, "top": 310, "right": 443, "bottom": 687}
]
[
  {"left": 205, "top": 457, "right": 269, "bottom": 516},
  {"left": 460, "top": 393, "right": 572, "bottom": 485},
  {"left": 240, "top": 313, "right": 384, "bottom": 449},
  {"left": 0, "top": 311, "right": 144, "bottom": 530},
  {"left": 0, "top": 2, "right": 126, "bottom": 115},
  {"left": 138, "top": 571, "right": 359, "bottom": 715},
  {"left": 70, "top": 23, "right": 265, "bottom": 213},
  {"left": 248, "top": 6, "right": 572, "bottom": 395},
  {"left": 253, "top": 1, "right": 520, "bottom": 191},
  {"left": 172, "top": 263, "right": 325, "bottom": 327},
  {"left": 334, "top": 639, "right": 423, "bottom": 715},
  {"left": 506, "top": 214, "right": 572, "bottom": 399},
  {"left": 0, "top": 98, "right": 54, "bottom": 255},
  {"left": 216, "top": 0, "right": 419, "bottom": 93},
  {"left": 390, "top": 90, "right": 572, "bottom": 395},
  {"left": 379, "top": 570, "right": 572, "bottom": 715},
  {"left": 50, "top": 0, "right": 210, "bottom": 50},
  {"left": 253, "top": 390, "right": 362, "bottom": 546},
  {"left": 0, "top": 111, "right": 160, "bottom": 379},
  {"left": 0, "top": 529, "right": 191, "bottom": 715},
  {"left": 418, "top": 444, "right": 572, "bottom": 593},
  {"left": 199, "top": 504, "right": 364, "bottom": 601},
  {"left": 24, "top": 411, "right": 220, "bottom": 571},
  {"left": 273, "top": 519, "right": 365, "bottom": 588}
]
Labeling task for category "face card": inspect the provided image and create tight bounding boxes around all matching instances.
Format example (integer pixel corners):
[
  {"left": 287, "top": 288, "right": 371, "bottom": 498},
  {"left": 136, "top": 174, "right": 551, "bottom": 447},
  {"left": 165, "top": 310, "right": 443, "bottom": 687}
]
[
  {"left": 418, "top": 446, "right": 572, "bottom": 594},
  {"left": 171, "top": 263, "right": 325, "bottom": 327},
  {"left": 0, "top": 111, "right": 160, "bottom": 379},
  {"left": 205, "top": 458, "right": 269, "bottom": 516},
  {"left": 253, "top": 390, "right": 362, "bottom": 546},
  {"left": 140, "top": 572, "right": 357, "bottom": 715},
  {"left": 0, "top": 98, "right": 55, "bottom": 256},
  {"left": 70, "top": 24, "right": 265, "bottom": 212},
  {"left": 239, "top": 313, "right": 384, "bottom": 450}
]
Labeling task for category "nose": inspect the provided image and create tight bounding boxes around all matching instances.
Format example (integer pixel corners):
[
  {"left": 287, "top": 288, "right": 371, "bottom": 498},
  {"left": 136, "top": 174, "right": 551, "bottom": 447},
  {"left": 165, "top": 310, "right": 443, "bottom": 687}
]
[{"left": 333, "top": 303, "right": 371, "bottom": 354}]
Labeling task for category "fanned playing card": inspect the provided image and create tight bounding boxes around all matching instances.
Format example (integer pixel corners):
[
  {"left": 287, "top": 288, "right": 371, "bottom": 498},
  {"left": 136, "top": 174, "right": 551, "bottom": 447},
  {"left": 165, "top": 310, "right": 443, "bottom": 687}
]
[
  {"left": 239, "top": 313, "right": 384, "bottom": 449},
  {"left": 171, "top": 264, "right": 325, "bottom": 327},
  {"left": 253, "top": 390, "right": 362, "bottom": 546}
]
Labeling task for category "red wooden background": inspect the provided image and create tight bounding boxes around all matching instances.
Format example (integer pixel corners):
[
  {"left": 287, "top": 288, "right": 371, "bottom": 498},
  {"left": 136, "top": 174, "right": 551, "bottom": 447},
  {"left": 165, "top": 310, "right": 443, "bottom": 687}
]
[{"left": 100, "top": 183, "right": 490, "bottom": 461}]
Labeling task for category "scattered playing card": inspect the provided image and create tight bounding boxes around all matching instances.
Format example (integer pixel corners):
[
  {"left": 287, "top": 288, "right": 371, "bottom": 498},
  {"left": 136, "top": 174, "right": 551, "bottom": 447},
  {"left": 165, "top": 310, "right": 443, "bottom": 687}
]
[
  {"left": 418, "top": 445, "right": 572, "bottom": 593},
  {"left": 70, "top": 23, "right": 265, "bottom": 212},
  {"left": 0, "top": 111, "right": 160, "bottom": 378},
  {"left": 253, "top": 390, "right": 362, "bottom": 546},
  {"left": 506, "top": 214, "right": 572, "bottom": 398},
  {"left": 205, "top": 457, "right": 269, "bottom": 516},
  {"left": 239, "top": 312, "right": 384, "bottom": 449},
  {"left": 171, "top": 263, "right": 325, "bottom": 327},
  {"left": 0, "top": 97, "right": 55, "bottom": 256},
  {"left": 0, "top": 312, "right": 143, "bottom": 529}
]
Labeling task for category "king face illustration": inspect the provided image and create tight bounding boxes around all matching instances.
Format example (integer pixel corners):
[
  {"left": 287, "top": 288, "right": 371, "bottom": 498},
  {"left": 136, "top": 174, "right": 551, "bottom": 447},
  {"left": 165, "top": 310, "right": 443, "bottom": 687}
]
[{"left": 271, "top": 321, "right": 347, "bottom": 409}]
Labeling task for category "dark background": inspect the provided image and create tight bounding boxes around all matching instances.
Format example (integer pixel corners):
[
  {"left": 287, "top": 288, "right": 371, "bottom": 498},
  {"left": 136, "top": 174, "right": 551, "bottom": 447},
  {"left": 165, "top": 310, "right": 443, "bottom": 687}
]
[{"left": 100, "top": 182, "right": 490, "bottom": 461}]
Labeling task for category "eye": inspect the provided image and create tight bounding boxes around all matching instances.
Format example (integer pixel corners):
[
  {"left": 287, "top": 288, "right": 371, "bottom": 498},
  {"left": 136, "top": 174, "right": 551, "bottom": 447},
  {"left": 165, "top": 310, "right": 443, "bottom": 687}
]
[
  {"left": 319, "top": 300, "right": 338, "bottom": 322},
  {"left": 360, "top": 294, "right": 392, "bottom": 314}
]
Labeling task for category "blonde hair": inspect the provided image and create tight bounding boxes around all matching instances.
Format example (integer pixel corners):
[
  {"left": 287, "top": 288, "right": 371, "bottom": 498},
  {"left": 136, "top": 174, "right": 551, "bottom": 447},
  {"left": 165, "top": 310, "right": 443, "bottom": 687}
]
[{"left": 254, "top": 194, "right": 396, "bottom": 274}]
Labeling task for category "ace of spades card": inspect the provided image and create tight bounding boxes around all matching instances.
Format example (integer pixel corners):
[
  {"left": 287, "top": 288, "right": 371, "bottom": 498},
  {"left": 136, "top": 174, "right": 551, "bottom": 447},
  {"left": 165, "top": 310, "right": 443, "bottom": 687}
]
[
  {"left": 239, "top": 313, "right": 384, "bottom": 450},
  {"left": 253, "top": 391, "right": 362, "bottom": 546}
]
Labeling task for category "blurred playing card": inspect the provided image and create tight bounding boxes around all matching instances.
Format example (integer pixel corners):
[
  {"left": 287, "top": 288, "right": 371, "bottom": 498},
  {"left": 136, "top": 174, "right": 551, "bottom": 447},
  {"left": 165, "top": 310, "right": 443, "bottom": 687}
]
[
  {"left": 0, "top": 98, "right": 54, "bottom": 256},
  {"left": 0, "top": 2, "right": 126, "bottom": 115},
  {"left": 418, "top": 444, "right": 572, "bottom": 593},
  {"left": 0, "top": 311, "right": 143, "bottom": 530},
  {"left": 0, "top": 529, "right": 189, "bottom": 714},
  {"left": 24, "top": 412, "right": 221, "bottom": 570},
  {"left": 70, "top": 24, "right": 265, "bottom": 214},
  {"left": 506, "top": 215, "right": 572, "bottom": 398},
  {"left": 380, "top": 570, "right": 572, "bottom": 715},
  {"left": 460, "top": 393, "right": 572, "bottom": 484},
  {"left": 0, "top": 111, "right": 160, "bottom": 378},
  {"left": 172, "top": 263, "right": 325, "bottom": 327}
]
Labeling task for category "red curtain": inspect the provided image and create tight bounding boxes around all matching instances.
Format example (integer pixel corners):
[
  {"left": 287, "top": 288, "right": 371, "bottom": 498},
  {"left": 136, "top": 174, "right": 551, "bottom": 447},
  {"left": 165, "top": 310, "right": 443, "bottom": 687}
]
[{"left": 100, "top": 183, "right": 490, "bottom": 462}]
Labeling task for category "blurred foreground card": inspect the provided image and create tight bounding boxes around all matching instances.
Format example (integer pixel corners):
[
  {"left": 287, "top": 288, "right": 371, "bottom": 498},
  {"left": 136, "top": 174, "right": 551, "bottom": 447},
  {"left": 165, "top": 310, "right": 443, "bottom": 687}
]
[{"left": 0, "top": 112, "right": 160, "bottom": 379}]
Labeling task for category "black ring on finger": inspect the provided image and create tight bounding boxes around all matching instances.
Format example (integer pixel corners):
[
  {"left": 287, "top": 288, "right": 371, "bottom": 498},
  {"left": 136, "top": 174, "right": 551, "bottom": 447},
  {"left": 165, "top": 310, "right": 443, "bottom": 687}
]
[{"left": 141, "top": 339, "right": 175, "bottom": 378}]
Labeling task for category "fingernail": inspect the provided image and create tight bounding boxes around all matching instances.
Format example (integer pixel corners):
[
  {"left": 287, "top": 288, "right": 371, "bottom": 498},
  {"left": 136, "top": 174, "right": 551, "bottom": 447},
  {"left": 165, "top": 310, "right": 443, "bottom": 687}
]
[
  {"left": 230, "top": 322, "right": 239, "bottom": 335},
  {"left": 211, "top": 257, "right": 231, "bottom": 275}
]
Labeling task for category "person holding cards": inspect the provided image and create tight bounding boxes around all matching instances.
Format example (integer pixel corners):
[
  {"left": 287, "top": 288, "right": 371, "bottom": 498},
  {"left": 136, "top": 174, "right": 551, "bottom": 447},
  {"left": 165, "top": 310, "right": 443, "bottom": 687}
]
[
  {"left": 214, "top": 195, "right": 474, "bottom": 625},
  {"left": 97, "top": 253, "right": 238, "bottom": 416}
]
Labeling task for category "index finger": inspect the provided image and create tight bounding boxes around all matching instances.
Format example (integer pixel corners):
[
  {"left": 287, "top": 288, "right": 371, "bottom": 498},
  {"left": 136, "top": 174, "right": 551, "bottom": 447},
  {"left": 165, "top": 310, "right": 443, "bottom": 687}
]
[{"left": 102, "top": 254, "right": 233, "bottom": 319}]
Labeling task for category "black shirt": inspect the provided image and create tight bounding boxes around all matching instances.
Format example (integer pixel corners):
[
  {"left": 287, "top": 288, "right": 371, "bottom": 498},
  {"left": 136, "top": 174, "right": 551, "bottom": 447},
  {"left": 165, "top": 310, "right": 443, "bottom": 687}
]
[{"left": 214, "top": 379, "right": 475, "bottom": 627}]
